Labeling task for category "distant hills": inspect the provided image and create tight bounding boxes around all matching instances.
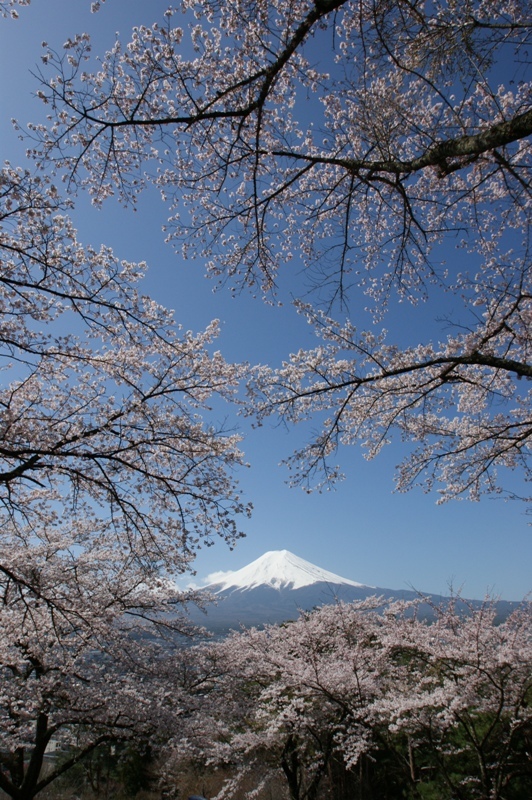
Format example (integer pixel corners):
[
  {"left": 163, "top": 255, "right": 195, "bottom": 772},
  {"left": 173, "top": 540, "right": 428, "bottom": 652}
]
[{"left": 186, "top": 550, "right": 519, "bottom": 634}]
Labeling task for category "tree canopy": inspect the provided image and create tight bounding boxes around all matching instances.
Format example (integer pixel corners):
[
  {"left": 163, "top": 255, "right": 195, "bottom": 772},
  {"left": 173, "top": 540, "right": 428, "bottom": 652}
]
[{"left": 29, "top": 0, "right": 532, "bottom": 503}]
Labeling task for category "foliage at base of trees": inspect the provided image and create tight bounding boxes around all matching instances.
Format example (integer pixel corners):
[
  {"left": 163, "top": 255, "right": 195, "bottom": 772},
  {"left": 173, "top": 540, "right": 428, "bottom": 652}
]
[{"left": 32, "top": 743, "right": 156, "bottom": 800}]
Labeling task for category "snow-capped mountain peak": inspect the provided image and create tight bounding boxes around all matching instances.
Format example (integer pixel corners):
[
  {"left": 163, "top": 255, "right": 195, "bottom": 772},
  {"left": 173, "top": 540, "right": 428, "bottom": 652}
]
[{"left": 206, "top": 549, "right": 371, "bottom": 592}]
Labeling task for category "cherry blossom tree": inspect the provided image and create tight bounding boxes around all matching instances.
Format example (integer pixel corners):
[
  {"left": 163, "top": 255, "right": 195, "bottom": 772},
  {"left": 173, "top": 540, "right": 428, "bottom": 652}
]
[
  {"left": 378, "top": 599, "right": 532, "bottom": 800},
  {"left": 0, "top": 5, "right": 257, "bottom": 794},
  {"left": 0, "top": 165, "right": 249, "bottom": 550},
  {"left": 29, "top": 0, "right": 532, "bottom": 502},
  {"left": 0, "top": 161, "right": 250, "bottom": 796},
  {"left": 0, "top": 516, "right": 191, "bottom": 800},
  {"left": 163, "top": 598, "right": 532, "bottom": 800},
  {"left": 164, "top": 598, "right": 401, "bottom": 800}
]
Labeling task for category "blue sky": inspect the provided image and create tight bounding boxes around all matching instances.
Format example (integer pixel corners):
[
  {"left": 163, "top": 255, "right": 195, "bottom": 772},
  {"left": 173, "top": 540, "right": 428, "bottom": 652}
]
[{"left": 1, "top": 0, "right": 531, "bottom": 601}]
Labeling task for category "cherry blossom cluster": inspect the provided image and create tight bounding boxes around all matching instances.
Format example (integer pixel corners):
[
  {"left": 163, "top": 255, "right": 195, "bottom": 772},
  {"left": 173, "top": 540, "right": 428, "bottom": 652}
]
[{"left": 0, "top": 0, "right": 30, "bottom": 19}]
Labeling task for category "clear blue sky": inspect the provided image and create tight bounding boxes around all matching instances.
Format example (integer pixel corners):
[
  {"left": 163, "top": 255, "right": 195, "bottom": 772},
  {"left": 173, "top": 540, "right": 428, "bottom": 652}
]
[{"left": 1, "top": 0, "right": 530, "bottom": 601}]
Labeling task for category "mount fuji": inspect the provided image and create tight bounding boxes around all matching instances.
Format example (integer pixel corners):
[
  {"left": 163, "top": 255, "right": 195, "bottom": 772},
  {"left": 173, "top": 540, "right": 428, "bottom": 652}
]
[
  {"left": 186, "top": 550, "right": 444, "bottom": 633},
  {"left": 184, "top": 550, "right": 518, "bottom": 634},
  {"left": 207, "top": 549, "right": 371, "bottom": 592}
]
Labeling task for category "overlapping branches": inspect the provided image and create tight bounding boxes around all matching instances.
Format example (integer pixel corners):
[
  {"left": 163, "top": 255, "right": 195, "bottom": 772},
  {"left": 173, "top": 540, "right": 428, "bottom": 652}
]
[
  {"left": 27, "top": 0, "right": 532, "bottom": 501},
  {"left": 250, "top": 282, "right": 532, "bottom": 499},
  {"left": 0, "top": 165, "right": 250, "bottom": 557}
]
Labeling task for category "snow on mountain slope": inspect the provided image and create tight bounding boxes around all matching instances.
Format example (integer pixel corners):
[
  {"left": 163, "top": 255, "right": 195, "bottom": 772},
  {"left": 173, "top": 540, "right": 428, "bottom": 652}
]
[{"left": 206, "top": 549, "right": 372, "bottom": 592}]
